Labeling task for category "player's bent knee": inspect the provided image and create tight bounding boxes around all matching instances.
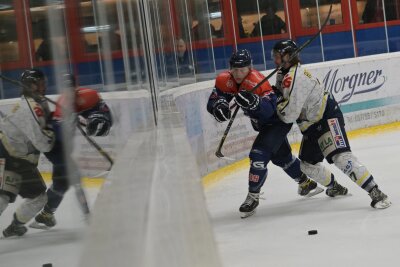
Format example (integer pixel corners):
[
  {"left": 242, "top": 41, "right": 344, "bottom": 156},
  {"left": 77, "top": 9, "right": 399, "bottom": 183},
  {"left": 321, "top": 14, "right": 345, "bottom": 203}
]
[
  {"left": 272, "top": 154, "right": 295, "bottom": 169},
  {"left": 332, "top": 152, "right": 356, "bottom": 175},
  {"left": 249, "top": 148, "right": 271, "bottom": 163},
  {"left": 332, "top": 152, "right": 371, "bottom": 186}
]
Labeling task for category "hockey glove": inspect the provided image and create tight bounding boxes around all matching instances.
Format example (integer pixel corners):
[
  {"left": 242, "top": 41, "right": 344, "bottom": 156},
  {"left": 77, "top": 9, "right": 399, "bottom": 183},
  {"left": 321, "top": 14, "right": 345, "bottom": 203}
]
[
  {"left": 235, "top": 90, "right": 259, "bottom": 110},
  {"left": 86, "top": 113, "right": 112, "bottom": 136},
  {"left": 212, "top": 98, "right": 231, "bottom": 122},
  {"left": 272, "top": 86, "right": 284, "bottom": 104}
]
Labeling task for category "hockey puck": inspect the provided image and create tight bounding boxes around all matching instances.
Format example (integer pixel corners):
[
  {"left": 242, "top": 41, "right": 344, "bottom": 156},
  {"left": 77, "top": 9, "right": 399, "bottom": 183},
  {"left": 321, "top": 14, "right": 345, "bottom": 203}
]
[
  {"left": 43, "top": 264, "right": 53, "bottom": 267},
  {"left": 308, "top": 230, "right": 318, "bottom": 235}
]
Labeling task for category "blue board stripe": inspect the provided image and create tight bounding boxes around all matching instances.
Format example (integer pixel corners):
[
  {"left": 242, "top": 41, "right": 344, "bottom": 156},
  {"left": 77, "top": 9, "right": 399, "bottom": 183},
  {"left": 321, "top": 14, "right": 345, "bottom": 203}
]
[{"left": 340, "top": 95, "right": 400, "bottom": 113}]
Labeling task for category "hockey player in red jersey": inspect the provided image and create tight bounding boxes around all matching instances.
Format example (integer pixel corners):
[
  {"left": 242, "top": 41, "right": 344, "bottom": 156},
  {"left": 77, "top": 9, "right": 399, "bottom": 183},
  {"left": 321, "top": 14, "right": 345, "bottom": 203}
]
[
  {"left": 207, "top": 49, "right": 322, "bottom": 218},
  {"left": 30, "top": 73, "right": 112, "bottom": 229}
]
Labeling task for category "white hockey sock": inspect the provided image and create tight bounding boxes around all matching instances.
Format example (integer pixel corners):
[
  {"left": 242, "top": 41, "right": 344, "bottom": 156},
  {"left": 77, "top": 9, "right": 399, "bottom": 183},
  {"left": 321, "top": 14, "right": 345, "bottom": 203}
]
[
  {"left": 332, "top": 152, "right": 376, "bottom": 192},
  {"left": 300, "top": 161, "right": 334, "bottom": 187},
  {"left": 15, "top": 193, "right": 47, "bottom": 224}
]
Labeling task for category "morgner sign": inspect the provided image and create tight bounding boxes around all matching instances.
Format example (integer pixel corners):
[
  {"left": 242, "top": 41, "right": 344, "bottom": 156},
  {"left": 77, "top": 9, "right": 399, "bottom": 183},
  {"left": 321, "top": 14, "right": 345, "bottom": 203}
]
[{"left": 322, "top": 68, "right": 386, "bottom": 104}]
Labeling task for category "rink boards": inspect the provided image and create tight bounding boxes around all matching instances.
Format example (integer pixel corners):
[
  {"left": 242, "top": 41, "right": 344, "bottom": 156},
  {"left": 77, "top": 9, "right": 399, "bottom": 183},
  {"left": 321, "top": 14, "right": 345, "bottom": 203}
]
[
  {"left": 0, "top": 52, "right": 399, "bottom": 179},
  {"left": 172, "top": 52, "right": 400, "bottom": 176}
]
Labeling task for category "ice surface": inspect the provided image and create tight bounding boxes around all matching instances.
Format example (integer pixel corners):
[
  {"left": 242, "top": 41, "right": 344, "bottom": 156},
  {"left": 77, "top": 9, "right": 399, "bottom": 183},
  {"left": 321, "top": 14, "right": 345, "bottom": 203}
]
[
  {"left": 205, "top": 130, "right": 400, "bottom": 267},
  {"left": 0, "top": 188, "right": 99, "bottom": 267},
  {"left": 1, "top": 131, "right": 399, "bottom": 267}
]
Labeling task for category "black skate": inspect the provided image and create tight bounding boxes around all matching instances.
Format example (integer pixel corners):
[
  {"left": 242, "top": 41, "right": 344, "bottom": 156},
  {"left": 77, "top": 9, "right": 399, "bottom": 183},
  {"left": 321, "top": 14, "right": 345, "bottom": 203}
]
[
  {"left": 3, "top": 223, "right": 27, "bottom": 238},
  {"left": 29, "top": 211, "right": 56, "bottom": 230},
  {"left": 369, "top": 186, "right": 391, "bottom": 209},
  {"left": 298, "top": 178, "right": 324, "bottom": 197},
  {"left": 326, "top": 181, "right": 348, "bottom": 197},
  {"left": 239, "top": 192, "right": 263, "bottom": 219}
]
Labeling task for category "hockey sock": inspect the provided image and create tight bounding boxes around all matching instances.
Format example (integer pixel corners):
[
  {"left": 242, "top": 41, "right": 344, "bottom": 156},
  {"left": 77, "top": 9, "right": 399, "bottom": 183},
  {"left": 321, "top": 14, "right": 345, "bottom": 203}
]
[
  {"left": 272, "top": 155, "right": 303, "bottom": 183},
  {"left": 332, "top": 152, "right": 377, "bottom": 192},
  {"left": 45, "top": 188, "right": 65, "bottom": 213},
  {"left": 15, "top": 193, "right": 47, "bottom": 223},
  {"left": 12, "top": 213, "right": 24, "bottom": 225},
  {"left": 300, "top": 161, "right": 334, "bottom": 187},
  {"left": 326, "top": 175, "right": 335, "bottom": 188},
  {"left": 248, "top": 149, "right": 271, "bottom": 192}
]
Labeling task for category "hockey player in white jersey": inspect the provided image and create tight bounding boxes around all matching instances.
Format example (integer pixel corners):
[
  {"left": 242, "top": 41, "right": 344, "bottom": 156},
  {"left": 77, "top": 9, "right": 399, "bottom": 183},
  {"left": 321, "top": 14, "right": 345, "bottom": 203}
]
[
  {"left": 0, "top": 69, "right": 55, "bottom": 237},
  {"left": 272, "top": 40, "right": 391, "bottom": 209}
]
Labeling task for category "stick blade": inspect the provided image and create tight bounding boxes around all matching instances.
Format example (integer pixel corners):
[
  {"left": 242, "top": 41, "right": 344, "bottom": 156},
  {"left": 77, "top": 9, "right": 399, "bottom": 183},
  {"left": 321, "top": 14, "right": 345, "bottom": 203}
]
[{"left": 215, "top": 150, "right": 235, "bottom": 161}]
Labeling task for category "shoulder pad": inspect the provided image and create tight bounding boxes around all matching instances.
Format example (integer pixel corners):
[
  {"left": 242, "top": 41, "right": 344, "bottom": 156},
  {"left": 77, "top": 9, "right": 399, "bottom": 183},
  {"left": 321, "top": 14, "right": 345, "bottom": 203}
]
[
  {"left": 215, "top": 71, "right": 236, "bottom": 93},
  {"left": 241, "top": 70, "right": 272, "bottom": 96}
]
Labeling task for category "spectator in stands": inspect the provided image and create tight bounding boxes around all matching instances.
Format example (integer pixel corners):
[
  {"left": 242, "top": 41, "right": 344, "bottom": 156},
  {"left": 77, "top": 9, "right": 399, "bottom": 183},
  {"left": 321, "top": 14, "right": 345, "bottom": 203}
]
[
  {"left": 176, "top": 38, "right": 194, "bottom": 76},
  {"left": 36, "top": 38, "right": 53, "bottom": 61},
  {"left": 362, "top": 0, "right": 398, "bottom": 23},
  {"left": 192, "top": 15, "right": 215, "bottom": 41},
  {"left": 238, "top": 16, "right": 247, "bottom": 38},
  {"left": 251, "top": 0, "right": 286, "bottom": 36},
  {"left": 36, "top": 37, "right": 69, "bottom": 62}
]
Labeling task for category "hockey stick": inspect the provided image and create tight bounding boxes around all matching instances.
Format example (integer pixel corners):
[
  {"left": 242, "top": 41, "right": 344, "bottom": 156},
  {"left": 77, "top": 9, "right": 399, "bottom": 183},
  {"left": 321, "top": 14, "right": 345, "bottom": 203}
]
[
  {"left": 77, "top": 122, "right": 114, "bottom": 169},
  {"left": 215, "top": 3, "right": 333, "bottom": 159},
  {"left": 0, "top": 74, "right": 114, "bottom": 166}
]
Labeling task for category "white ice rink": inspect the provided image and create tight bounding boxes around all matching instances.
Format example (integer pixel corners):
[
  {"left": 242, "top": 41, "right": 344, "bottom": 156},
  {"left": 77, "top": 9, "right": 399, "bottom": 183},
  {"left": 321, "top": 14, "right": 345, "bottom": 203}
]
[
  {"left": 206, "top": 130, "right": 400, "bottom": 267},
  {"left": 0, "top": 188, "right": 99, "bottom": 267},
  {"left": 1, "top": 130, "right": 399, "bottom": 267}
]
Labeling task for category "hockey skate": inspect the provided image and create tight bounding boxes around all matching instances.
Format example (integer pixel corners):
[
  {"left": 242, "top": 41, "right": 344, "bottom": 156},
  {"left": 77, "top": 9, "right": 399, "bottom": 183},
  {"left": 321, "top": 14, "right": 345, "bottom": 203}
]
[
  {"left": 298, "top": 177, "right": 324, "bottom": 197},
  {"left": 239, "top": 192, "right": 263, "bottom": 219},
  {"left": 369, "top": 186, "right": 391, "bottom": 209},
  {"left": 29, "top": 211, "right": 56, "bottom": 230},
  {"left": 2, "top": 222, "right": 27, "bottom": 238},
  {"left": 325, "top": 181, "right": 348, "bottom": 197}
]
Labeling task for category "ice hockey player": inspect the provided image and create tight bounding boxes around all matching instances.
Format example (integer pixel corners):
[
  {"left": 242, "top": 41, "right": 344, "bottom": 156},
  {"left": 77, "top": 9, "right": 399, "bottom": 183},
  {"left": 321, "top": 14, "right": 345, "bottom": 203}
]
[
  {"left": 30, "top": 73, "right": 113, "bottom": 229},
  {"left": 0, "top": 69, "right": 55, "bottom": 237},
  {"left": 272, "top": 39, "right": 391, "bottom": 209},
  {"left": 207, "top": 49, "right": 323, "bottom": 218}
]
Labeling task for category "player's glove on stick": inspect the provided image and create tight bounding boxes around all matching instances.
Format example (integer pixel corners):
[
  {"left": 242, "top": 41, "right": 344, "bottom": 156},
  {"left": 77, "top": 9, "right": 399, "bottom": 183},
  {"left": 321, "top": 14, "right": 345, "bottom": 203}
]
[
  {"left": 212, "top": 98, "right": 231, "bottom": 122},
  {"left": 86, "top": 113, "right": 111, "bottom": 136},
  {"left": 272, "top": 86, "right": 284, "bottom": 104},
  {"left": 235, "top": 90, "right": 259, "bottom": 110}
]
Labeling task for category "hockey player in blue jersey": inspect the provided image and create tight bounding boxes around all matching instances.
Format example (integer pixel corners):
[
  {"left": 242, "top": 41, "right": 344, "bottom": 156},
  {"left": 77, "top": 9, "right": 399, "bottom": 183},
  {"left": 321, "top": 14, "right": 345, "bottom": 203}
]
[
  {"left": 207, "top": 49, "right": 323, "bottom": 218},
  {"left": 29, "top": 74, "right": 112, "bottom": 229}
]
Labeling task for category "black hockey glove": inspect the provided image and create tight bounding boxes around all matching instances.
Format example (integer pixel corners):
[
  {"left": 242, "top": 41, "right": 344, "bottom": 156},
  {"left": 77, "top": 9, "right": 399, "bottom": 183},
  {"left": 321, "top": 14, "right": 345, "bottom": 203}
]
[
  {"left": 235, "top": 90, "right": 259, "bottom": 110},
  {"left": 86, "top": 113, "right": 112, "bottom": 136},
  {"left": 212, "top": 98, "right": 231, "bottom": 122},
  {"left": 272, "top": 86, "right": 284, "bottom": 104}
]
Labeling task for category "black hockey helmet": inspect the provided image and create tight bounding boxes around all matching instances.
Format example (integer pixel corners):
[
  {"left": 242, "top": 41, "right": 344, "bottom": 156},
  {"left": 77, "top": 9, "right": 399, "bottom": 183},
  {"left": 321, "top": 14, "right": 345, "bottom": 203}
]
[
  {"left": 20, "top": 68, "right": 45, "bottom": 86},
  {"left": 272, "top": 39, "right": 299, "bottom": 64},
  {"left": 230, "top": 49, "right": 252, "bottom": 68}
]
